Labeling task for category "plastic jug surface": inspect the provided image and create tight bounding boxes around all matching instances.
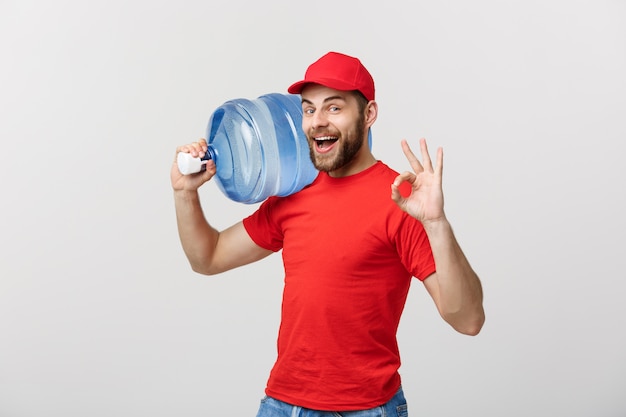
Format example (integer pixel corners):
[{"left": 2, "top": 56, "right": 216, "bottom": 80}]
[{"left": 177, "top": 93, "right": 372, "bottom": 204}]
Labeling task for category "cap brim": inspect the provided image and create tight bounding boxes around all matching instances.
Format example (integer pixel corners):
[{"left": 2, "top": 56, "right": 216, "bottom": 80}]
[
  {"left": 287, "top": 80, "right": 308, "bottom": 94},
  {"left": 287, "top": 78, "right": 361, "bottom": 95}
]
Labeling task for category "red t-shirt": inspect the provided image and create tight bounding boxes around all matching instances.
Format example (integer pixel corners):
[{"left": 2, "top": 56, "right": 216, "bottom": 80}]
[{"left": 243, "top": 161, "right": 436, "bottom": 411}]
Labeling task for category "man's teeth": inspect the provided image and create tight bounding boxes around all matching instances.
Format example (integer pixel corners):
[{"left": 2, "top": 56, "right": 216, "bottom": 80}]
[{"left": 315, "top": 136, "right": 336, "bottom": 141}]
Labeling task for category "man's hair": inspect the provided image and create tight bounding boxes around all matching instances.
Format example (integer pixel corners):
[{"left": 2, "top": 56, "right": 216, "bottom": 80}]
[{"left": 353, "top": 90, "right": 369, "bottom": 116}]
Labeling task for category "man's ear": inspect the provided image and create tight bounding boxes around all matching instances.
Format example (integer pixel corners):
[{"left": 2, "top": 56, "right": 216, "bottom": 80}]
[{"left": 365, "top": 100, "right": 378, "bottom": 128}]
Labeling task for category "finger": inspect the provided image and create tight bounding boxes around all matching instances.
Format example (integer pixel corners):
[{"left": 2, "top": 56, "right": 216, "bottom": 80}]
[
  {"left": 204, "top": 159, "right": 216, "bottom": 173},
  {"left": 176, "top": 139, "right": 208, "bottom": 158},
  {"left": 390, "top": 183, "right": 406, "bottom": 209},
  {"left": 400, "top": 139, "right": 424, "bottom": 173},
  {"left": 175, "top": 144, "right": 196, "bottom": 155},
  {"left": 174, "top": 145, "right": 191, "bottom": 163},
  {"left": 419, "top": 138, "right": 434, "bottom": 172},
  {"left": 436, "top": 146, "right": 443, "bottom": 178},
  {"left": 200, "top": 160, "right": 216, "bottom": 180},
  {"left": 190, "top": 138, "right": 208, "bottom": 157},
  {"left": 392, "top": 171, "right": 416, "bottom": 187}
]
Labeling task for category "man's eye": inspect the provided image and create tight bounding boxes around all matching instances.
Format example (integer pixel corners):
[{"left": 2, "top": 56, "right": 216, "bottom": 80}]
[{"left": 329, "top": 106, "right": 339, "bottom": 112}]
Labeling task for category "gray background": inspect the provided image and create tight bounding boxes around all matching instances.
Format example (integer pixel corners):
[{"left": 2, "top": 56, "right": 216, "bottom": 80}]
[{"left": 1, "top": 0, "right": 625, "bottom": 416}]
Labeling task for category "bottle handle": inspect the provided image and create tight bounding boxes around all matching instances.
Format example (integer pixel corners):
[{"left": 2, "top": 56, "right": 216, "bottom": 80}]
[{"left": 176, "top": 151, "right": 211, "bottom": 175}]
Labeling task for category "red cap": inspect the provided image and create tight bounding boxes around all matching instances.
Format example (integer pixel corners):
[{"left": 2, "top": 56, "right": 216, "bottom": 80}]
[{"left": 288, "top": 52, "right": 375, "bottom": 101}]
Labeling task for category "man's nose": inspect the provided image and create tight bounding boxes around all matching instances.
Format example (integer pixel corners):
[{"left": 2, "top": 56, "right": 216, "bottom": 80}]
[{"left": 311, "top": 111, "right": 328, "bottom": 129}]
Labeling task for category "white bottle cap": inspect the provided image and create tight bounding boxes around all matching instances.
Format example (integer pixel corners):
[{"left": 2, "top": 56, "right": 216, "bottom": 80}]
[{"left": 177, "top": 152, "right": 204, "bottom": 175}]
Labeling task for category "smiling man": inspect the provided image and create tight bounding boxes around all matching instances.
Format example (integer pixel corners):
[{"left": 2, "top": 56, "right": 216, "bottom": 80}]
[
  {"left": 171, "top": 51, "right": 485, "bottom": 417},
  {"left": 299, "top": 85, "right": 373, "bottom": 175}
]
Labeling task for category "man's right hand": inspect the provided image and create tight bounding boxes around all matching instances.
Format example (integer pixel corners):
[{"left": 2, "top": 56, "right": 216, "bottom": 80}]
[{"left": 171, "top": 138, "right": 217, "bottom": 191}]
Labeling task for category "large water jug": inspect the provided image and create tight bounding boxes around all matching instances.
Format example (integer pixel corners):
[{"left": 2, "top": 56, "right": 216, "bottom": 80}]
[{"left": 177, "top": 93, "right": 372, "bottom": 204}]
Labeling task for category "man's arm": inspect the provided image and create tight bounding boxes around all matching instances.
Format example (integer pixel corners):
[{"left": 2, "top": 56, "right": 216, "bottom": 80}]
[
  {"left": 391, "top": 138, "right": 485, "bottom": 335},
  {"left": 172, "top": 139, "right": 272, "bottom": 275},
  {"left": 421, "top": 219, "right": 484, "bottom": 335}
]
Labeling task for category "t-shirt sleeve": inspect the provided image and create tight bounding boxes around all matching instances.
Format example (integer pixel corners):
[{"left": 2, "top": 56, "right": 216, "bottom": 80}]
[
  {"left": 242, "top": 197, "right": 284, "bottom": 252},
  {"left": 396, "top": 215, "right": 436, "bottom": 281}
]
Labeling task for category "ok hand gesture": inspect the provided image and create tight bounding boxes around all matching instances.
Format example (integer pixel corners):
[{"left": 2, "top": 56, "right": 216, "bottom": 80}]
[{"left": 391, "top": 138, "right": 446, "bottom": 224}]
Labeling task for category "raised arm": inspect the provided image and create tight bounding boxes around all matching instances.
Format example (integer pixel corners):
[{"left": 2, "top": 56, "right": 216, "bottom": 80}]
[
  {"left": 172, "top": 139, "right": 272, "bottom": 275},
  {"left": 391, "top": 138, "right": 485, "bottom": 335}
]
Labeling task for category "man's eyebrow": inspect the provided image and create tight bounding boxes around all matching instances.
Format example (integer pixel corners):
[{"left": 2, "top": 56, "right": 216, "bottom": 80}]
[{"left": 301, "top": 95, "right": 347, "bottom": 105}]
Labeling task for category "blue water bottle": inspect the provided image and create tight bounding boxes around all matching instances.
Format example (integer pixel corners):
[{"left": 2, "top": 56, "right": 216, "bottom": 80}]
[{"left": 177, "top": 93, "right": 372, "bottom": 204}]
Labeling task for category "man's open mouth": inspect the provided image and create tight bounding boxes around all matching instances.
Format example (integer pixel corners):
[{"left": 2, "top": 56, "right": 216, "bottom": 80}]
[{"left": 314, "top": 136, "right": 338, "bottom": 150}]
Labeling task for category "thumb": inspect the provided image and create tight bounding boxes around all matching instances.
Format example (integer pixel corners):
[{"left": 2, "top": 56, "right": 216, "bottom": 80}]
[{"left": 390, "top": 183, "right": 408, "bottom": 212}]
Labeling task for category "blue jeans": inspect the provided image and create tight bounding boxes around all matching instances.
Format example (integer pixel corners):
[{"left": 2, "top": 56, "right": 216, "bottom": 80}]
[{"left": 255, "top": 386, "right": 408, "bottom": 417}]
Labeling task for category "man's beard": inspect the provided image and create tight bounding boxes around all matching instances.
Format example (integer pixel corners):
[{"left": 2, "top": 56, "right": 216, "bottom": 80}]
[{"left": 307, "top": 115, "right": 366, "bottom": 173}]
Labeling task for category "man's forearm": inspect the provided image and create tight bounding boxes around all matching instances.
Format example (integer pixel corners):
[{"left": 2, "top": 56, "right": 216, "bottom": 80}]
[
  {"left": 423, "top": 218, "right": 485, "bottom": 335},
  {"left": 174, "top": 189, "right": 219, "bottom": 273}
]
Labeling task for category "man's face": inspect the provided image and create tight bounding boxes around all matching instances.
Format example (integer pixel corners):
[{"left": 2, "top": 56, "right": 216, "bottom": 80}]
[{"left": 300, "top": 84, "right": 367, "bottom": 174}]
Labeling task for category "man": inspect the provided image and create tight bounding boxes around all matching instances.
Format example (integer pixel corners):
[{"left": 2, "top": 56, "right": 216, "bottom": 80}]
[{"left": 171, "top": 51, "right": 485, "bottom": 416}]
